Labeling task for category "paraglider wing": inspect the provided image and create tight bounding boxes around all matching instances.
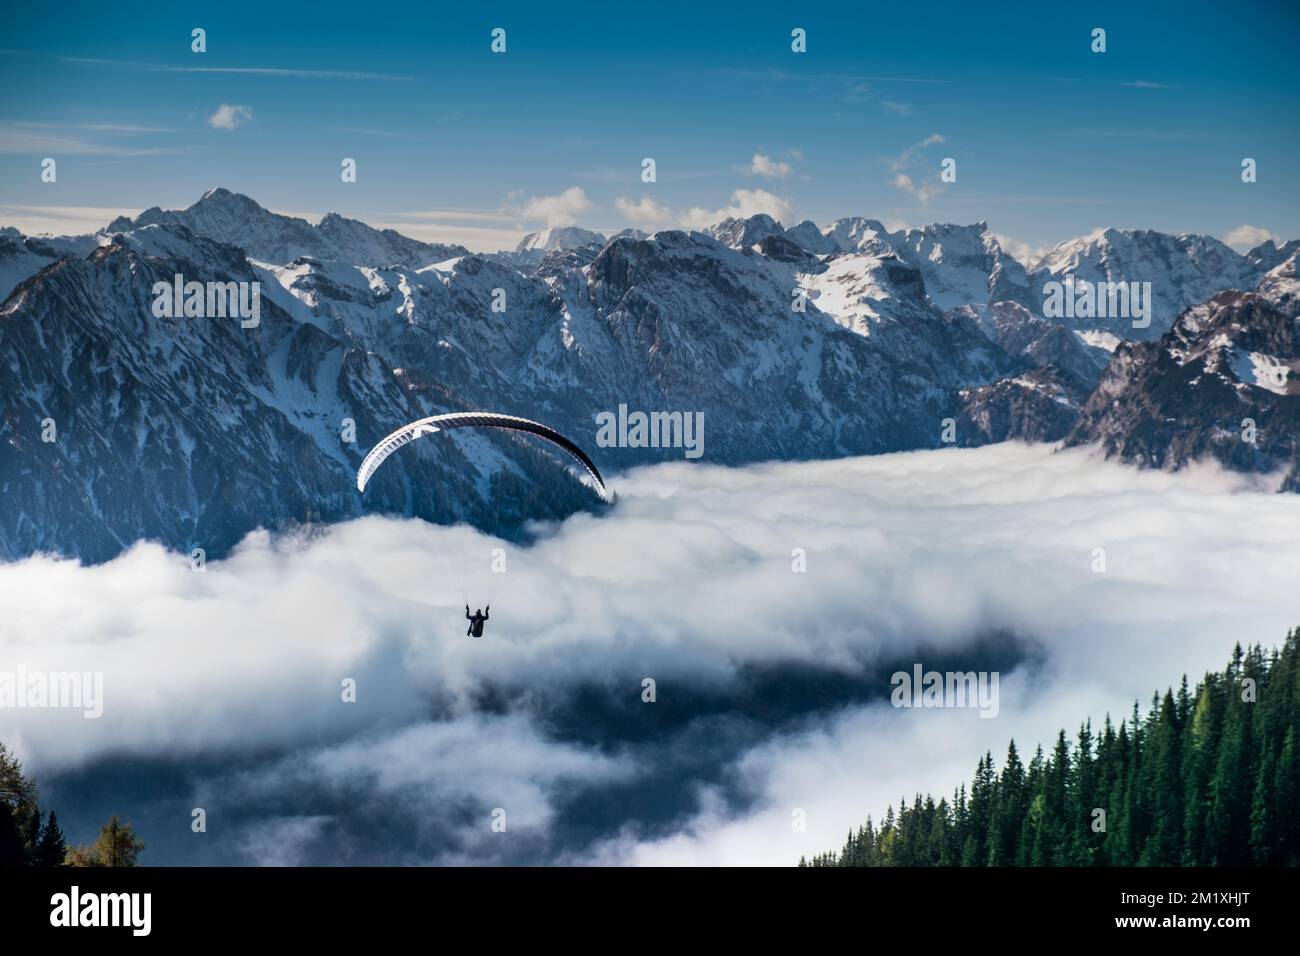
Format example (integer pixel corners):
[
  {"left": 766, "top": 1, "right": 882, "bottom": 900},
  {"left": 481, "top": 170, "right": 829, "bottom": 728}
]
[{"left": 355, "top": 411, "right": 606, "bottom": 496}]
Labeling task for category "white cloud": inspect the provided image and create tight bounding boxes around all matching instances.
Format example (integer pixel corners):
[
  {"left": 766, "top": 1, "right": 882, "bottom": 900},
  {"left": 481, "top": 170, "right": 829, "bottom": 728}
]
[
  {"left": 1222, "top": 224, "right": 1276, "bottom": 253},
  {"left": 396, "top": 208, "right": 520, "bottom": 223},
  {"left": 612, "top": 187, "right": 795, "bottom": 232},
  {"left": 208, "top": 104, "right": 253, "bottom": 130},
  {"left": 371, "top": 218, "right": 527, "bottom": 253},
  {"left": 681, "top": 188, "right": 793, "bottom": 228},
  {"left": 614, "top": 196, "right": 675, "bottom": 229},
  {"left": 609, "top": 675, "right": 1140, "bottom": 865},
  {"left": 0, "top": 204, "right": 139, "bottom": 236},
  {"left": 4, "top": 444, "right": 1296, "bottom": 863},
  {"left": 744, "top": 153, "right": 792, "bottom": 179},
  {"left": 217, "top": 714, "right": 631, "bottom": 864},
  {"left": 887, "top": 133, "right": 947, "bottom": 207},
  {"left": 513, "top": 186, "right": 591, "bottom": 227},
  {"left": 992, "top": 232, "right": 1052, "bottom": 267}
]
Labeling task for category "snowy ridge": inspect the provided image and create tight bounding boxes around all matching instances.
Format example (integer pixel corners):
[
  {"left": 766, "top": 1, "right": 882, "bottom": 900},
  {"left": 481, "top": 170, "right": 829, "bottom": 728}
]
[{"left": 2, "top": 190, "right": 1297, "bottom": 561}]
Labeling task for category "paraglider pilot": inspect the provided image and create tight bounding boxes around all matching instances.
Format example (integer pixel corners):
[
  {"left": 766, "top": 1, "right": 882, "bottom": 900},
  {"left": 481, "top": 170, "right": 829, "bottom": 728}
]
[{"left": 466, "top": 605, "right": 490, "bottom": 638}]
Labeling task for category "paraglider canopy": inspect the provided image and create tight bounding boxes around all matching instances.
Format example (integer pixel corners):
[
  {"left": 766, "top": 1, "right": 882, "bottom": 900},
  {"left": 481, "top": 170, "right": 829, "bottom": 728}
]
[{"left": 355, "top": 411, "right": 607, "bottom": 498}]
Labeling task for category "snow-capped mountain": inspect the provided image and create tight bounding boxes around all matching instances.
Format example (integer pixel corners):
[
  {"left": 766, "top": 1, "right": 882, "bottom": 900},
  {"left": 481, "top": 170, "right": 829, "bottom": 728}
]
[
  {"left": 258, "top": 219, "right": 1019, "bottom": 463},
  {"left": 0, "top": 225, "right": 595, "bottom": 563},
  {"left": 744, "top": 217, "right": 1032, "bottom": 314},
  {"left": 952, "top": 300, "right": 1110, "bottom": 390},
  {"left": 958, "top": 364, "right": 1089, "bottom": 445},
  {"left": 1255, "top": 247, "right": 1300, "bottom": 317},
  {"left": 0, "top": 229, "right": 99, "bottom": 306},
  {"left": 891, "top": 222, "right": 1034, "bottom": 312},
  {"left": 815, "top": 216, "right": 897, "bottom": 255},
  {"left": 704, "top": 214, "right": 787, "bottom": 250},
  {"left": 1247, "top": 238, "right": 1300, "bottom": 276},
  {"left": 2, "top": 190, "right": 1296, "bottom": 561},
  {"left": 1028, "top": 228, "right": 1262, "bottom": 341},
  {"left": 783, "top": 219, "right": 839, "bottom": 255},
  {"left": 104, "top": 187, "right": 468, "bottom": 268},
  {"left": 1066, "top": 252, "right": 1300, "bottom": 489},
  {"left": 515, "top": 225, "right": 606, "bottom": 255},
  {"left": 494, "top": 225, "right": 609, "bottom": 270}
]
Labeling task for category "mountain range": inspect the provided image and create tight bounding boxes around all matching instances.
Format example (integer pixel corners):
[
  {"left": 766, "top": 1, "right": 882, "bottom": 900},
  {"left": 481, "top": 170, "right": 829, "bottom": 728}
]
[{"left": 1, "top": 189, "right": 1296, "bottom": 562}]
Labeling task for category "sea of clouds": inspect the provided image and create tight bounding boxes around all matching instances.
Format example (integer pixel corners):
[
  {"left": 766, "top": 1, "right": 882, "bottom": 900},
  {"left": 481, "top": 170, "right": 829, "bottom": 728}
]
[{"left": 2, "top": 442, "right": 1297, "bottom": 865}]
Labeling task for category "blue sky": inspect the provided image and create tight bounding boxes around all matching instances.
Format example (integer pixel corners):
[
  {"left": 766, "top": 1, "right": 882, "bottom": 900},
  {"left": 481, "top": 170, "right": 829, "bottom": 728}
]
[{"left": 1, "top": 0, "right": 1297, "bottom": 256}]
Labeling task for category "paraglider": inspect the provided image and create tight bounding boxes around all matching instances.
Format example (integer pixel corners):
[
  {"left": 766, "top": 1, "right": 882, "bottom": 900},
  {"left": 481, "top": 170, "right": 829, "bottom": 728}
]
[
  {"left": 355, "top": 411, "right": 607, "bottom": 497},
  {"left": 356, "top": 412, "right": 605, "bottom": 644},
  {"left": 466, "top": 605, "right": 489, "bottom": 638}
]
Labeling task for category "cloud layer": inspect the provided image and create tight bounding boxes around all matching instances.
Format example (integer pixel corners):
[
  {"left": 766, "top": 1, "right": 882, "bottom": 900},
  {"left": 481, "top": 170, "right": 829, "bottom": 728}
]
[{"left": 3, "top": 443, "right": 1297, "bottom": 864}]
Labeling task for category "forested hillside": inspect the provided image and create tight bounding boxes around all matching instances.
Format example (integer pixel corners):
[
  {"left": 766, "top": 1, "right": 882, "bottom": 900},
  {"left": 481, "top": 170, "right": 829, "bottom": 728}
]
[{"left": 802, "top": 629, "right": 1300, "bottom": 867}]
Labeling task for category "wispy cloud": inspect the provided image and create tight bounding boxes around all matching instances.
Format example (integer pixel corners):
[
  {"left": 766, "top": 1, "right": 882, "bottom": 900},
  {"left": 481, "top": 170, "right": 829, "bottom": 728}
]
[
  {"left": 395, "top": 208, "right": 521, "bottom": 223},
  {"left": 334, "top": 126, "right": 430, "bottom": 141},
  {"left": 81, "top": 122, "right": 179, "bottom": 133},
  {"left": 887, "top": 133, "right": 947, "bottom": 207},
  {"left": 59, "top": 56, "right": 415, "bottom": 82},
  {"left": 1050, "top": 128, "right": 1202, "bottom": 141},
  {"left": 2, "top": 120, "right": 181, "bottom": 134},
  {"left": 0, "top": 204, "right": 138, "bottom": 235},
  {"left": 371, "top": 219, "right": 526, "bottom": 252},
  {"left": 935, "top": 192, "right": 1129, "bottom": 208},
  {"left": 0, "top": 123, "right": 188, "bottom": 156},
  {"left": 1122, "top": 80, "right": 1180, "bottom": 90},
  {"left": 571, "top": 166, "right": 718, "bottom": 184},
  {"left": 718, "top": 68, "right": 950, "bottom": 85}
]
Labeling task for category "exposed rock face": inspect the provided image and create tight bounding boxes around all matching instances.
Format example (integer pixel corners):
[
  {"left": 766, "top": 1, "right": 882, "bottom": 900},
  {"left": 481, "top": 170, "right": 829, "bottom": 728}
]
[
  {"left": 3, "top": 193, "right": 1296, "bottom": 562},
  {"left": 1066, "top": 287, "right": 1299, "bottom": 486},
  {"left": 1028, "top": 228, "right": 1260, "bottom": 340}
]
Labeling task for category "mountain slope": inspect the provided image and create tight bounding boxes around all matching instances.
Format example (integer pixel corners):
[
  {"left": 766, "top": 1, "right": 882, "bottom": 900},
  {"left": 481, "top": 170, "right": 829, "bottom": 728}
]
[
  {"left": 1065, "top": 279, "right": 1299, "bottom": 487},
  {"left": 2, "top": 192, "right": 1297, "bottom": 562},
  {"left": 105, "top": 187, "right": 468, "bottom": 268},
  {"left": 1029, "top": 228, "right": 1259, "bottom": 341},
  {"left": 0, "top": 228, "right": 597, "bottom": 562},
  {"left": 0, "top": 229, "right": 99, "bottom": 303}
]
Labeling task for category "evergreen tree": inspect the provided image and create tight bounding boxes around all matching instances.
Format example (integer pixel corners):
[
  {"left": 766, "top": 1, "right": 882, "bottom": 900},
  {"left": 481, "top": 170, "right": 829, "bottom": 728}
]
[
  {"left": 35, "top": 811, "right": 67, "bottom": 868},
  {"left": 988, "top": 740, "right": 1025, "bottom": 865},
  {"left": 803, "top": 630, "right": 1300, "bottom": 868},
  {"left": 1143, "top": 690, "right": 1184, "bottom": 864},
  {"left": 1273, "top": 727, "right": 1298, "bottom": 865}
]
